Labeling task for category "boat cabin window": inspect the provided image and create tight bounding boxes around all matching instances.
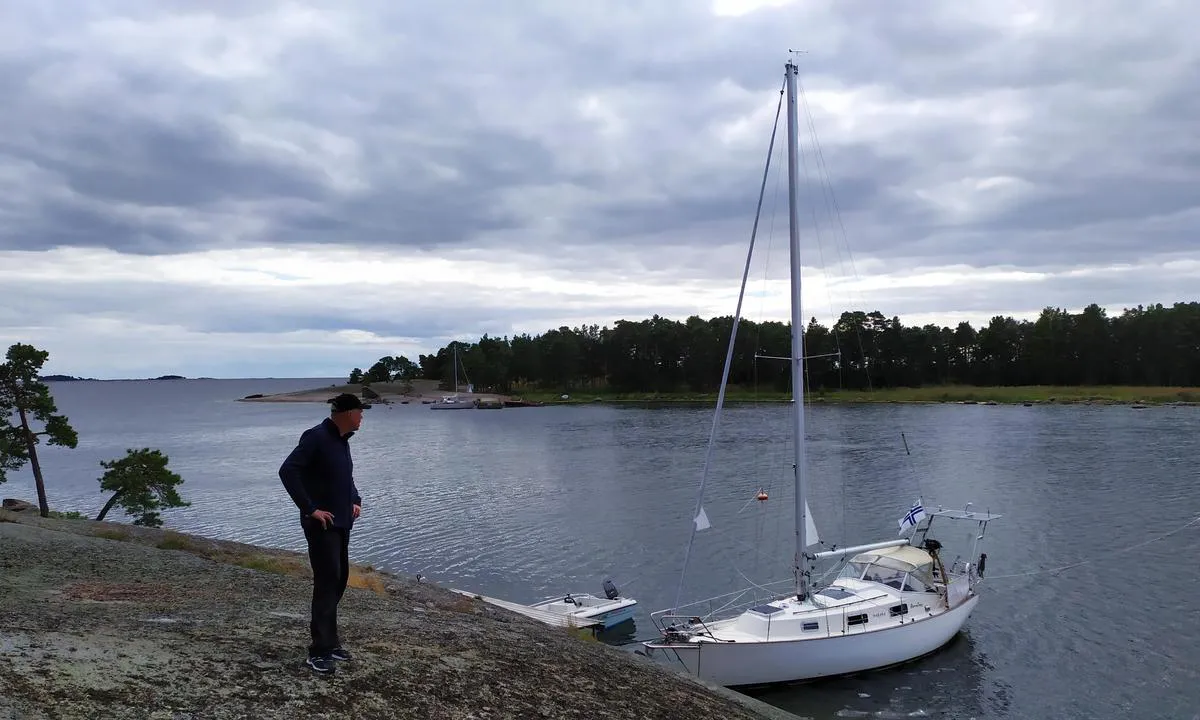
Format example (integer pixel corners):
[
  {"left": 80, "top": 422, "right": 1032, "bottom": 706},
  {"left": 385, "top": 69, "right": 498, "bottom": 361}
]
[
  {"left": 906, "top": 573, "right": 937, "bottom": 593},
  {"left": 845, "top": 561, "right": 870, "bottom": 580},
  {"left": 865, "top": 567, "right": 909, "bottom": 589},
  {"left": 843, "top": 549, "right": 942, "bottom": 595},
  {"left": 849, "top": 558, "right": 938, "bottom": 593}
]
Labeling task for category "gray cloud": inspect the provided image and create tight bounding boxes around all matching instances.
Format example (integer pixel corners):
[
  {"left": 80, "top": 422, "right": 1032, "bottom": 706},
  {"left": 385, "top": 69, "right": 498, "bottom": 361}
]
[
  {"left": 0, "top": 1, "right": 1197, "bottom": 376},
  {"left": 0, "top": 1, "right": 959, "bottom": 261},
  {"left": 0, "top": 265, "right": 704, "bottom": 348}
]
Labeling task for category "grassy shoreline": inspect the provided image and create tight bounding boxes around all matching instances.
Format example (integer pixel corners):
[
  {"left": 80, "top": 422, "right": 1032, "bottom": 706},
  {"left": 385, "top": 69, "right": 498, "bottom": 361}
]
[
  {"left": 240, "top": 382, "right": 1200, "bottom": 407},
  {"left": 514, "top": 385, "right": 1200, "bottom": 406}
]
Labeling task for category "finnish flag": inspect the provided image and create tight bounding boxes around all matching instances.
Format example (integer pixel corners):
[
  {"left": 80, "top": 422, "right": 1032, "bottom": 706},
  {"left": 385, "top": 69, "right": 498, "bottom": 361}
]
[{"left": 898, "top": 500, "right": 926, "bottom": 535}]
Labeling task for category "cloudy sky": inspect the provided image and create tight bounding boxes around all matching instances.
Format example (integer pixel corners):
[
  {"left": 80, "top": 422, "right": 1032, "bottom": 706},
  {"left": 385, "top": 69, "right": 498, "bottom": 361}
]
[{"left": 2, "top": 1, "right": 1196, "bottom": 379}]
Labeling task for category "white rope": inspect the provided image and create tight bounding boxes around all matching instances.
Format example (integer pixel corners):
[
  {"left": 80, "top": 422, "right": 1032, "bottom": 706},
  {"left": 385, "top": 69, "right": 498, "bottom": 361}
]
[
  {"left": 668, "top": 578, "right": 793, "bottom": 617},
  {"left": 734, "top": 566, "right": 791, "bottom": 596},
  {"left": 986, "top": 515, "right": 1200, "bottom": 581}
]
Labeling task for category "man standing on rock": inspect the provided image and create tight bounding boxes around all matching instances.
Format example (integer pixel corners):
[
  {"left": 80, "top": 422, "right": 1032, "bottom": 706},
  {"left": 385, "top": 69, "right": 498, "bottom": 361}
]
[{"left": 279, "top": 392, "right": 368, "bottom": 675}]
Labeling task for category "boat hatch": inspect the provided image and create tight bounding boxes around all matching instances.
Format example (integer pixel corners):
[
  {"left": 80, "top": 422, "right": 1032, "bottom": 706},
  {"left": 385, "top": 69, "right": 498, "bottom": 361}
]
[
  {"left": 811, "top": 586, "right": 870, "bottom": 608},
  {"left": 817, "top": 587, "right": 856, "bottom": 600}
]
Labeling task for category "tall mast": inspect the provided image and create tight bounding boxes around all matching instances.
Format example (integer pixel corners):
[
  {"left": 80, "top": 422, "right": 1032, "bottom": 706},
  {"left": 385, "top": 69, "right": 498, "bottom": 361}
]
[{"left": 784, "top": 60, "right": 810, "bottom": 600}]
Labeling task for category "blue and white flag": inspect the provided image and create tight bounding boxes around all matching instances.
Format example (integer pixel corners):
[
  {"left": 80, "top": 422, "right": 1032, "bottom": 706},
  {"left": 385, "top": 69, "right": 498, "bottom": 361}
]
[{"left": 897, "top": 500, "right": 926, "bottom": 535}]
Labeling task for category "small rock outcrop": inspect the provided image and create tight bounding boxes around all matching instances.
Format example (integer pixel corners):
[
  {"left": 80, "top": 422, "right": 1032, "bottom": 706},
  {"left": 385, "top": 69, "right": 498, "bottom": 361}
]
[{"left": 1, "top": 498, "right": 35, "bottom": 512}]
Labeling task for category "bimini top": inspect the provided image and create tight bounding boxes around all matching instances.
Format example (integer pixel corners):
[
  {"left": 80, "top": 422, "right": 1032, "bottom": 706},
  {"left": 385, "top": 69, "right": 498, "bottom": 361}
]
[{"left": 849, "top": 545, "right": 934, "bottom": 573}]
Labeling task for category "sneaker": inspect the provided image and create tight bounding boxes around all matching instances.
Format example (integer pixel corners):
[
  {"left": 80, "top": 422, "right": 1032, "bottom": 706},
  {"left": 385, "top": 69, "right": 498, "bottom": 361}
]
[
  {"left": 330, "top": 646, "right": 353, "bottom": 662},
  {"left": 305, "top": 655, "right": 336, "bottom": 675}
]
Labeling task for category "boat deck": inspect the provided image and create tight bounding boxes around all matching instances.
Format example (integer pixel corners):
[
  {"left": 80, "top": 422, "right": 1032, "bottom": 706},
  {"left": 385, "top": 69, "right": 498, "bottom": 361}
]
[
  {"left": 448, "top": 588, "right": 603, "bottom": 628},
  {"left": 691, "top": 580, "right": 934, "bottom": 643}
]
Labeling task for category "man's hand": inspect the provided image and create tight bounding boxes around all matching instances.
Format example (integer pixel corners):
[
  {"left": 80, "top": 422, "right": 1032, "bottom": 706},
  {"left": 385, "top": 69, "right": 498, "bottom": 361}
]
[
  {"left": 352, "top": 504, "right": 361, "bottom": 520},
  {"left": 311, "top": 509, "right": 335, "bottom": 528}
]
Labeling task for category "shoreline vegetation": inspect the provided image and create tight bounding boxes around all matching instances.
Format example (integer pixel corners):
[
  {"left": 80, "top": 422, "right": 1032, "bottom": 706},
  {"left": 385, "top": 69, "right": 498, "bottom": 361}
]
[
  {"left": 241, "top": 381, "right": 1200, "bottom": 407},
  {"left": 342, "top": 304, "right": 1200, "bottom": 400},
  {"left": 0, "top": 508, "right": 793, "bottom": 720},
  {"left": 41, "top": 374, "right": 189, "bottom": 382}
]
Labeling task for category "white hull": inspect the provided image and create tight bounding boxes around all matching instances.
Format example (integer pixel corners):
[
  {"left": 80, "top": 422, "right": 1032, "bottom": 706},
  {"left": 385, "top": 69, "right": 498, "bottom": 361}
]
[
  {"left": 579, "top": 603, "right": 636, "bottom": 629},
  {"left": 430, "top": 399, "right": 473, "bottom": 410},
  {"left": 529, "top": 594, "right": 638, "bottom": 629},
  {"left": 649, "top": 594, "right": 977, "bottom": 687}
]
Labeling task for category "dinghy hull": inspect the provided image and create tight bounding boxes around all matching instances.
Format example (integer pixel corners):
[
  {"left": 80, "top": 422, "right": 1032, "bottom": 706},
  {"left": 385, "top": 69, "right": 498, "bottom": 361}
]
[{"left": 530, "top": 595, "right": 638, "bottom": 629}]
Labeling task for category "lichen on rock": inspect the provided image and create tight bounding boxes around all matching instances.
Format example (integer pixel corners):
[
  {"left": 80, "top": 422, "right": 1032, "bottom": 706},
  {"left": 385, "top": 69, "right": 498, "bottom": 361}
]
[{"left": 0, "top": 510, "right": 795, "bottom": 720}]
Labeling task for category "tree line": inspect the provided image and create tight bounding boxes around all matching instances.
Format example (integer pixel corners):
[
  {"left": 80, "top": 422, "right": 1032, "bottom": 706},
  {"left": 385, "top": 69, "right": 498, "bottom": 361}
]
[
  {"left": 348, "top": 302, "right": 1200, "bottom": 393},
  {"left": 2, "top": 343, "right": 188, "bottom": 524}
]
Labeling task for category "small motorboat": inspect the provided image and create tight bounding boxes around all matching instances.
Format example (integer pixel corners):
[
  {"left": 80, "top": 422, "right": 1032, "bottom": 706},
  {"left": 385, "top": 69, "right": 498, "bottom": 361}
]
[{"left": 528, "top": 579, "right": 637, "bottom": 629}]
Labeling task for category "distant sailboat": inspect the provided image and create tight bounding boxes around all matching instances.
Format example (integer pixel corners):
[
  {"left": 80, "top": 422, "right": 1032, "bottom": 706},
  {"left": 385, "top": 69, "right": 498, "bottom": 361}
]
[
  {"left": 430, "top": 343, "right": 473, "bottom": 410},
  {"left": 642, "top": 57, "right": 1001, "bottom": 687}
]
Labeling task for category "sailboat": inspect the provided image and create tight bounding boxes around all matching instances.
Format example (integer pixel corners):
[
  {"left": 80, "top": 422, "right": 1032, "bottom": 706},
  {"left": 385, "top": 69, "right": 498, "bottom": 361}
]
[
  {"left": 642, "top": 58, "right": 1001, "bottom": 687},
  {"left": 430, "top": 343, "right": 474, "bottom": 410}
]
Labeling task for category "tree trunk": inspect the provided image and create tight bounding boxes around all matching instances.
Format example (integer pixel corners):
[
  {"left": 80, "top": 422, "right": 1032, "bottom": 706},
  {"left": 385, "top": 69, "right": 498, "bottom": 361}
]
[
  {"left": 96, "top": 489, "right": 125, "bottom": 522},
  {"left": 17, "top": 406, "right": 49, "bottom": 518}
]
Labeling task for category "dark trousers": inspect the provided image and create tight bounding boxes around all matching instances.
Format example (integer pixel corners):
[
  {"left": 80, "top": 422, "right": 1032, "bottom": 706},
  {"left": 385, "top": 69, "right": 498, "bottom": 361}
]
[{"left": 303, "top": 523, "right": 349, "bottom": 657}]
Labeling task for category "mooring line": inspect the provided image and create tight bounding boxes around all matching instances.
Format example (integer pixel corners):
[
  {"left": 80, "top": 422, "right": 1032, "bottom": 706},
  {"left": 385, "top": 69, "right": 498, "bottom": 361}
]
[{"left": 985, "top": 514, "right": 1200, "bottom": 581}]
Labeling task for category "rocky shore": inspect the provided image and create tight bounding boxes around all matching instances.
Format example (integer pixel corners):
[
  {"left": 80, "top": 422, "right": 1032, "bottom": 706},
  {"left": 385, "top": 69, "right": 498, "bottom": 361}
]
[
  {"left": 0, "top": 509, "right": 797, "bottom": 720},
  {"left": 235, "top": 380, "right": 1200, "bottom": 409},
  {"left": 237, "top": 379, "right": 511, "bottom": 407}
]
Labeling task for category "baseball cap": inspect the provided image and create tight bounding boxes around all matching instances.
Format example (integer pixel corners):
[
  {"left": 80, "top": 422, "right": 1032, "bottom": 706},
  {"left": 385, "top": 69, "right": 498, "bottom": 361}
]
[{"left": 328, "top": 393, "right": 371, "bottom": 412}]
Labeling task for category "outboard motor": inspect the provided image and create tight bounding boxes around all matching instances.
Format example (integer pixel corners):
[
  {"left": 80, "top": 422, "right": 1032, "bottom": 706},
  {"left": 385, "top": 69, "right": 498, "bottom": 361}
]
[
  {"left": 603, "top": 578, "right": 620, "bottom": 600},
  {"left": 977, "top": 552, "right": 987, "bottom": 578},
  {"left": 923, "top": 538, "right": 944, "bottom": 580}
]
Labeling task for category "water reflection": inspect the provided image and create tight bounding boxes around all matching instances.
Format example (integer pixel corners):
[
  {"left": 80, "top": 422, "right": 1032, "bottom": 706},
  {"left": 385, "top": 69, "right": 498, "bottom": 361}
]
[
  {"left": 594, "top": 619, "right": 639, "bottom": 646},
  {"left": 749, "top": 631, "right": 1001, "bottom": 719},
  {"left": 12, "top": 381, "right": 1200, "bottom": 719}
]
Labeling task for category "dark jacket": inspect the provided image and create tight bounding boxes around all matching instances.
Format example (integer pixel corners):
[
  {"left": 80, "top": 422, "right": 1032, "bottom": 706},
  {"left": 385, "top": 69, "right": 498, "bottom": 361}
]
[{"left": 279, "top": 418, "right": 362, "bottom": 531}]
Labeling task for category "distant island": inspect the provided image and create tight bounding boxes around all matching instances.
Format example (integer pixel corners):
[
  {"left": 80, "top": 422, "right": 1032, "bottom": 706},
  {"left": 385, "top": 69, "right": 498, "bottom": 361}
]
[{"left": 40, "top": 374, "right": 187, "bottom": 382}]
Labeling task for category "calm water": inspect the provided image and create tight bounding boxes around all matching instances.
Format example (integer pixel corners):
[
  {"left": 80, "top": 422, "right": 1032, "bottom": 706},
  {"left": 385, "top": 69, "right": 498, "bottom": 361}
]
[{"left": 7, "top": 379, "right": 1200, "bottom": 719}]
